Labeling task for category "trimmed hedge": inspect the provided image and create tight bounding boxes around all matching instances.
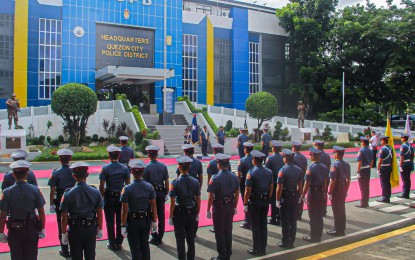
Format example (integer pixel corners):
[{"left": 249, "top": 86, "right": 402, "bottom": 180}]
[{"left": 132, "top": 108, "right": 146, "bottom": 131}]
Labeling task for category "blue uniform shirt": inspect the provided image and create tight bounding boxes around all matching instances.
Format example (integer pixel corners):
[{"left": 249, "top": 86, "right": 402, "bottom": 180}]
[
  {"left": 217, "top": 130, "right": 225, "bottom": 141},
  {"left": 0, "top": 181, "right": 46, "bottom": 219},
  {"left": 237, "top": 155, "right": 254, "bottom": 179},
  {"left": 207, "top": 170, "right": 239, "bottom": 198},
  {"left": 60, "top": 182, "right": 103, "bottom": 218},
  {"left": 400, "top": 142, "right": 414, "bottom": 164},
  {"left": 379, "top": 145, "right": 393, "bottom": 164},
  {"left": 2, "top": 170, "right": 38, "bottom": 190},
  {"left": 48, "top": 165, "right": 76, "bottom": 190},
  {"left": 200, "top": 130, "right": 208, "bottom": 141},
  {"left": 261, "top": 133, "right": 271, "bottom": 147},
  {"left": 329, "top": 160, "right": 351, "bottom": 185},
  {"left": 119, "top": 146, "right": 135, "bottom": 164},
  {"left": 357, "top": 147, "right": 373, "bottom": 167},
  {"left": 265, "top": 153, "right": 284, "bottom": 182},
  {"left": 99, "top": 162, "right": 130, "bottom": 191},
  {"left": 319, "top": 151, "right": 332, "bottom": 170},
  {"left": 120, "top": 179, "right": 156, "bottom": 212},
  {"left": 169, "top": 174, "right": 201, "bottom": 207},
  {"left": 304, "top": 162, "right": 328, "bottom": 190},
  {"left": 294, "top": 152, "right": 308, "bottom": 177},
  {"left": 245, "top": 165, "right": 273, "bottom": 195},
  {"left": 143, "top": 160, "right": 169, "bottom": 190},
  {"left": 207, "top": 159, "right": 231, "bottom": 177},
  {"left": 277, "top": 163, "right": 303, "bottom": 191},
  {"left": 237, "top": 134, "right": 249, "bottom": 149},
  {"left": 175, "top": 157, "right": 203, "bottom": 182}
]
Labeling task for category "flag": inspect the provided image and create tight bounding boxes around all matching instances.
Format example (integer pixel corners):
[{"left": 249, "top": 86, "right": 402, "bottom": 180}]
[
  {"left": 404, "top": 114, "right": 413, "bottom": 143},
  {"left": 191, "top": 114, "right": 199, "bottom": 144},
  {"left": 385, "top": 117, "right": 399, "bottom": 188},
  {"left": 244, "top": 118, "right": 248, "bottom": 131}
]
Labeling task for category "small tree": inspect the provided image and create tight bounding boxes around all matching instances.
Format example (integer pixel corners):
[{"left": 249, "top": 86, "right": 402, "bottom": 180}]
[
  {"left": 245, "top": 91, "right": 278, "bottom": 129},
  {"left": 51, "top": 83, "right": 97, "bottom": 146}
]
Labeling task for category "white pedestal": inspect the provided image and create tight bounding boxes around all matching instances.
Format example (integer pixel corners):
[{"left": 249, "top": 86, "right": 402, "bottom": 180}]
[
  {"left": 291, "top": 128, "right": 312, "bottom": 143},
  {"left": 337, "top": 133, "right": 350, "bottom": 143},
  {"left": 224, "top": 137, "right": 239, "bottom": 155},
  {"left": 0, "top": 129, "right": 27, "bottom": 155}
]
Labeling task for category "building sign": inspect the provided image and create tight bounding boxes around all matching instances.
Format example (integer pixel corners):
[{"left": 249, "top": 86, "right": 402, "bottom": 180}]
[
  {"left": 165, "top": 88, "right": 174, "bottom": 113},
  {"left": 6, "top": 138, "right": 21, "bottom": 149},
  {"left": 96, "top": 23, "right": 154, "bottom": 69},
  {"left": 116, "top": 0, "right": 152, "bottom": 5}
]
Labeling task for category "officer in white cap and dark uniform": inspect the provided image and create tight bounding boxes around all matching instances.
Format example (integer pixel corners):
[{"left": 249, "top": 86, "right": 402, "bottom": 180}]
[
  {"left": 99, "top": 145, "right": 131, "bottom": 251},
  {"left": 314, "top": 140, "right": 331, "bottom": 216},
  {"left": 292, "top": 141, "right": 307, "bottom": 220},
  {"left": 176, "top": 144, "right": 203, "bottom": 187},
  {"left": 0, "top": 160, "right": 46, "bottom": 260},
  {"left": 237, "top": 142, "right": 255, "bottom": 229},
  {"left": 119, "top": 136, "right": 135, "bottom": 166},
  {"left": 377, "top": 136, "right": 393, "bottom": 203},
  {"left": 398, "top": 133, "right": 414, "bottom": 199},
  {"left": 48, "top": 148, "right": 76, "bottom": 257},
  {"left": 356, "top": 137, "right": 373, "bottom": 208},
  {"left": 2, "top": 150, "right": 38, "bottom": 190},
  {"left": 60, "top": 161, "right": 104, "bottom": 260},
  {"left": 237, "top": 128, "right": 249, "bottom": 159},
  {"left": 121, "top": 160, "right": 158, "bottom": 260}
]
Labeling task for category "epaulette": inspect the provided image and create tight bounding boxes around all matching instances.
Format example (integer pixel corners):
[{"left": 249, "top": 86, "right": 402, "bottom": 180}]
[{"left": 64, "top": 188, "right": 71, "bottom": 192}]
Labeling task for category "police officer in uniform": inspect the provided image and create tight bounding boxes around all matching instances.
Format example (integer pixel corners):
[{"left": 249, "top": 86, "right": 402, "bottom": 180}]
[
  {"left": 216, "top": 126, "right": 226, "bottom": 146},
  {"left": 119, "top": 136, "right": 135, "bottom": 165},
  {"left": 121, "top": 160, "right": 158, "bottom": 260},
  {"left": 292, "top": 141, "right": 307, "bottom": 220},
  {"left": 2, "top": 150, "right": 38, "bottom": 190},
  {"left": 60, "top": 162, "right": 104, "bottom": 260},
  {"left": 143, "top": 145, "right": 169, "bottom": 246},
  {"left": 327, "top": 146, "right": 351, "bottom": 236},
  {"left": 356, "top": 137, "right": 374, "bottom": 208},
  {"left": 176, "top": 144, "right": 203, "bottom": 188},
  {"left": 398, "top": 133, "right": 414, "bottom": 199},
  {"left": 237, "top": 128, "right": 249, "bottom": 159},
  {"left": 200, "top": 125, "right": 209, "bottom": 156},
  {"left": 206, "top": 153, "right": 239, "bottom": 260},
  {"left": 244, "top": 150, "right": 273, "bottom": 256},
  {"left": 377, "top": 136, "right": 393, "bottom": 203},
  {"left": 265, "top": 141, "right": 284, "bottom": 225},
  {"left": 99, "top": 145, "right": 131, "bottom": 251},
  {"left": 301, "top": 148, "right": 329, "bottom": 242},
  {"left": 237, "top": 142, "right": 254, "bottom": 229},
  {"left": 48, "top": 148, "right": 76, "bottom": 257},
  {"left": 314, "top": 140, "right": 331, "bottom": 216},
  {"left": 276, "top": 149, "right": 303, "bottom": 248},
  {"left": 261, "top": 127, "right": 271, "bottom": 155},
  {"left": 169, "top": 156, "right": 201, "bottom": 260},
  {"left": 0, "top": 160, "right": 46, "bottom": 260}
]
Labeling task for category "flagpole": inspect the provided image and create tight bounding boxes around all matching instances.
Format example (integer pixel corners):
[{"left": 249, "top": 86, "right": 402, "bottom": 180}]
[{"left": 342, "top": 72, "right": 345, "bottom": 124}]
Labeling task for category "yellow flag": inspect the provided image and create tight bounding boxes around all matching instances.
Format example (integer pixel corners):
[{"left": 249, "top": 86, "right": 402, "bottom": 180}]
[{"left": 385, "top": 117, "right": 399, "bottom": 188}]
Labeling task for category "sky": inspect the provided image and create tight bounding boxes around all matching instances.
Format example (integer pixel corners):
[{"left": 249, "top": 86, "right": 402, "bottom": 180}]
[{"left": 237, "top": 0, "right": 403, "bottom": 9}]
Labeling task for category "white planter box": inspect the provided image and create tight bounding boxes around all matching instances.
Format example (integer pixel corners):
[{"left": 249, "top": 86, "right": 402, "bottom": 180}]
[{"left": 224, "top": 137, "right": 239, "bottom": 155}]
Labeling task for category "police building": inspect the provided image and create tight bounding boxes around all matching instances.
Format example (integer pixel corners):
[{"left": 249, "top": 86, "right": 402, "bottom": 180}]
[{"left": 1, "top": 0, "right": 293, "bottom": 113}]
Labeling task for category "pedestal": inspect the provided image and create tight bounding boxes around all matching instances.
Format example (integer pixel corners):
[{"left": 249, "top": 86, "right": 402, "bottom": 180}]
[
  {"left": 0, "top": 129, "right": 27, "bottom": 155},
  {"left": 291, "top": 128, "right": 312, "bottom": 143}
]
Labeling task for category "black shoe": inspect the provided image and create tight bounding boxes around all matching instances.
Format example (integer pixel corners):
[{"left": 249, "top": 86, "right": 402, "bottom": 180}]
[
  {"left": 355, "top": 205, "right": 369, "bottom": 208},
  {"left": 209, "top": 227, "right": 215, "bottom": 233},
  {"left": 106, "top": 244, "right": 118, "bottom": 251},
  {"left": 327, "top": 230, "right": 345, "bottom": 236},
  {"left": 303, "top": 236, "right": 320, "bottom": 243},
  {"left": 116, "top": 244, "right": 123, "bottom": 251},
  {"left": 240, "top": 223, "right": 250, "bottom": 230},
  {"left": 268, "top": 219, "right": 278, "bottom": 225},
  {"left": 149, "top": 238, "right": 162, "bottom": 246},
  {"left": 247, "top": 249, "right": 264, "bottom": 256},
  {"left": 376, "top": 199, "right": 390, "bottom": 203},
  {"left": 58, "top": 249, "right": 71, "bottom": 258},
  {"left": 297, "top": 217, "right": 302, "bottom": 220},
  {"left": 397, "top": 195, "right": 410, "bottom": 199},
  {"left": 277, "top": 241, "right": 294, "bottom": 249}
]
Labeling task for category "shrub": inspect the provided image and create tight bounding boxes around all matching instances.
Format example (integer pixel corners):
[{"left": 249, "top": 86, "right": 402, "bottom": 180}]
[
  {"left": 132, "top": 108, "right": 146, "bottom": 131},
  {"left": 322, "top": 126, "right": 334, "bottom": 141},
  {"left": 151, "top": 130, "right": 160, "bottom": 140},
  {"left": 273, "top": 121, "right": 283, "bottom": 140},
  {"left": 135, "top": 131, "right": 144, "bottom": 146},
  {"left": 224, "top": 120, "right": 233, "bottom": 132},
  {"left": 92, "top": 134, "right": 99, "bottom": 142},
  {"left": 245, "top": 91, "right": 278, "bottom": 129},
  {"left": 58, "top": 135, "right": 65, "bottom": 143},
  {"left": 99, "top": 136, "right": 105, "bottom": 142},
  {"left": 46, "top": 136, "right": 51, "bottom": 143},
  {"left": 141, "top": 139, "right": 150, "bottom": 154},
  {"left": 228, "top": 128, "right": 239, "bottom": 138},
  {"left": 39, "top": 135, "right": 46, "bottom": 145},
  {"left": 281, "top": 127, "right": 290, "bottom": 141}
]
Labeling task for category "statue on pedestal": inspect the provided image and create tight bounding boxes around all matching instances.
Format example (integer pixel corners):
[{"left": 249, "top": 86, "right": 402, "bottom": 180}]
[{"left": 5, "top": 93, "right": 20, "bottom": 130}]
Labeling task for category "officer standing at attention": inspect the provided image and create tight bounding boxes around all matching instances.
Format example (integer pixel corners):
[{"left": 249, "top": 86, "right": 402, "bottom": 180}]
[
  {"left": 99, "top": 145, "right": 131, "bottom": 251},
  {"left": 261, "top": 127, "right": 271, "bottom": 155},
  {"left": 356, "top": 137, "right": 374, "bottom": 208},
  {"left": 237, "top": 142, "right": 255, "bottom": 229},
  {"left": 176, "top": 144, "right": 203, "bottom": 188},
  {"left": 60, "top": 162, "right": 104, "bottom": 260},
  {"left": 143, "top": 145, "right": 169, "bottom": 246},
  {"left": 327, "top": 146, "right": 351, "bottom": 236},
  {"left": 207, "top": 143, "right": 231, "bottom": 184},
  {"left": 377, "top": 136, "right": 393, "bottom": 203},
  {"left": 314, "top": 140, "right": 331, "bottom": 216},
  {"left": 244, "top": 150, "right": 273, "bottom": 256},
  {"left": 398, "top": 133, "right": 414, "bottom": 199},
  {"left": 169, "top": 156, "right": 201, "bottom": 260},
  {"left": 200, "top": 125, "right": 210, "bottom": 157},
  {"left": 292, "top": 141, "right": 307, "bottom": 220},
  {"left": 265, "top": 141, "right": 284, "bottom": 226},
  {"left": 237, "top": 128, "right": 249, "bottom": 159},
  {"left": 301, "top": 148, "right": 329, "bottom": 242},
  {"left": 216, "top": 126, "right": 226, "bottom": 146},
  {"left": 119, "top": 136, "right": 135, "bottom": 166},
  {"left": 0, "top": 160, "right": 46, "bottom": 260},
  {"left": 276, "top": 149, "right": 303, "bottom": 248},
  {"left": 48, "top": 148, "right": 76, "bottom": 258},
  {"left": 121, "top": 160, "right": 158, "bottom": 260},
  {"left": 2, "top": 150, "right": 38, "bottom": 190},
  {"left": 206, "top": 153, "right": 239, "bottom": 260}
]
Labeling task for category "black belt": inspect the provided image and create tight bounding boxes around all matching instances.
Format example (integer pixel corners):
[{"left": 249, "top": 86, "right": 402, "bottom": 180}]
[
  {"left": 105, "top": 190, "right": 121, "bottom": 198},
  {"left": 69, "top": 217, "right": 97, "bottom": 227},
  {"left": 310, "top": 186, "right": 325, "bottom": 192},
  {"left": 129, "top": 211, "right": 149, "bottom": 220},
  {"left": 154, "top": 185, "right": 166, "bottom": 192},
  {"left": 250, "top": 193, "right": 269, "bottom": 201},
  {"left": 214, "top": 196, "right": 234, "bottom": 205},
  {"left": 335, "top": 184, "right": 347, "bottom": 189},
  {"left": 7, "top": 218, "right": 41, "bottom": 231},
  {"left": 282, "top": 190, "right": 298, "bottom": 197},
  {"left": 176, "top": 206, "right": 197, "bottom": 214}
]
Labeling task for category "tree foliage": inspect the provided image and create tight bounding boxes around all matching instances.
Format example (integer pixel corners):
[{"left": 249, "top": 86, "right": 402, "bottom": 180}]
[{"left": 245, "top": 92, "right": 278, "bottom": 129}]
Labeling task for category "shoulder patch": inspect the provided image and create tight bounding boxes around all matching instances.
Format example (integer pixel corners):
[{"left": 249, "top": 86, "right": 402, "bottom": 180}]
[
  {"left": 238, "top": 161, "right": 241, "bottom": 166},
  {"left": 278, "top": 172, "right": 283, "bottom": 178},
  {"left": 306, "top": 170, "right": 311, "bottom": 176},
  {"left": 60, "top": 195, "right": 65, "bottom": 203},
  {"left": 330, "top": 166, "right": 336, "bottom": 172},
  {"left": 0, "top": 194, "right": 4, "bottom": 201},
  {"left": 209, "top": 179, "right": 213, "bottom": 185},
  {"left": 49, "top": 174, "right": 53, "bottom": 179},
  {"left": 121, "top": 187, "right": 125, "bottom": 195},
  {"left": 266, "top": 158, "right": 269, "bottom": 163},
  {"left": 99, "top": 169, "right": 103, "bottom": 174},
  {"left": 169, "top": 184, "right": 174, "bottom": 191},
  {"left": 357, "top": 152, "right": 361, "bottom": 157},
  {"left": 246, "top": 173, "right": 251, "bottom": 180},
  {"left": 207, "top": 163, "right": 210, "bottom": 168}
]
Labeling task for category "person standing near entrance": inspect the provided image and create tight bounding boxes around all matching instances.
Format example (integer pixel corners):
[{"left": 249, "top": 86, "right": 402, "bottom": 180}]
[
  {"left": 200, "top": 126, "right": 209, "bottom": 156},
  {"left": 370, "top": 131, "right": 378, "bottom": 168},
  {"left": 377, "top": 136, "right": 393, "bottom": 203},
  {"left": 119, "top": 136, "right": 135, "bottom": 166},
  {"left": 356, "top": 137, "right": 373, "bottom": 208},
  {"left": 398, "top": 133, "right": 414, "bottom": 199},
  {"left": 237, "top": 128, "right": 249, "bottom": 159},
  {"left": 217, "top": 126, "right": 226, "bottom": 146},
  {"left": 184, "top": 128, "right": 192, "bottom": 144}
]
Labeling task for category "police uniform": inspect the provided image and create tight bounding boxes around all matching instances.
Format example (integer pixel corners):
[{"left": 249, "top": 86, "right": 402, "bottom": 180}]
[
  {"left": 237, "top": 129, "right": 249, "bottom": 159},
  {"left": 200, "top": 127, "right": 209, "bottom": 156},
  {"left": 176, "top": 144, "right": 203, "bottom": 184},
  {"left": 99, "top": 145, "right": 131, "bottom": 250},
  {"left": 292, "top": 141, "right": 308, "bottom": 220},
  {"left": 237, "top": 142, "right": 254, "bottom": 228},
  {"left": 277, "top": 149, "right": 303, "bottom": 248},
  {"left": 356, "top": 138, "right": 373, "bottom": 207},
  {"left": 265, "top": 141, "right": 284, "bottom": 225},
  {"left": 1, "top": 150, "right": 38, "bottom": 190},
  {"left": 315, "top": 140, "right": 331, "bottom": 216},
  {"left": 48, "top": 148, "right": 76, "bottom": 257},
  {"left": 60, "top": 162, "right": 104, "bottom": 260},
  {"left": 207, "top": 154, "right": 239, "bottom": 260},
  {"left": 0, "top": 160, "right": 45, "bottom": 260},
  {"left": 378, "top": 136, "right": 393, "bottom": 203},
  {"left": 261, "top": 130, "right": 271, "bottom": 155},
  {"left": 207, "top": 143, "right": 231, "bottom": 183},
  {"left": 119, "top": 136, "right": 135, "bottom": 165},
  {"left": 143, "top": 145, "right": 169, "bottom": 245},
  {"left": 121, "top": 160, "right": 156, "bottom": 260},
  {"left": 170, "top": 156, "right": 201, "bottom": 260},
  {"left": 399, "top": 134, "right": 414, "bottom": 199},
  {"left": 217, "top": 128, "right": 226, "bottom": 146}
]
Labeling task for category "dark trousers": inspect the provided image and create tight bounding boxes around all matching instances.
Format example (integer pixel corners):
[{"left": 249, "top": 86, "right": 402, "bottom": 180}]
[
  {"left": 151, "top": 195, "right": 165, "bottom": 242},
  {"left": 68, "top": 225, "right": 97, "bottom": 260},
  {"left": 262, "top": 146, "right": 269, "bottom": 156},
  {"left": 213, "top": 203, "right": 234, "bottom": 259},
  {"left": 323, "top": 178, "right": 329, "bottom": 215},
  {"left": 280, "top": 195, "right": 298, "bottom": 246},
  {"left": 372, "top": 148, "right": 377, "bottom": 168},
  {"left": 297, "top": 181, "right": 305, "bottom": 219},
  {"left": 332, "top": 186, "right": 347, "bottom": 233},
  {"left": 202, "top": 140, "right": 208, "bottom": 156},
  {"left": 8, "top": 225, "right": 39, "bottom": 260},
  {"left": 55, "top": 199, "right": 70, "bottom": 253},
  {"left": 173, "top": 210, "right": 197, "bottom": 260},
  {"left": 104, "top": 198, "right": 123, "bottom": 246},
  {"left": 269, "top": 184, "right": 280, "bottom": 222},
  {"left": 248, "top": 200, "right": 269, "bottom": 253},
  {"left": 358, "top": 168, "right": 371, "bottom": 206},
  {"left": 308, "top": 192, "right": 324, "bottom": 240},
  {"left": 238, "top": 147, "right": 244, "bottom": 159},
  {"left": 127, "top": 217, "right": 151, "bottom": 260},
  {"left": 401, "top": 163, "right": 413, "bottom": 198},
  {"left": 380, "top": 166, "right": 392, "bottom": 201},
  {"left": 218, "top": 138, "right": 225, "bottom": 146},
  {"left": 240, "top": 180, "right": 249, "bottom": 225}
]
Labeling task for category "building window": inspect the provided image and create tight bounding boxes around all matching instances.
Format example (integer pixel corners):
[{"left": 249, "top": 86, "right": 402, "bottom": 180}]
[
  {"left": 0, "top": 14, "right": 14, "bottom": 98},
  {"left": 249, "top": 42, "right": 260, "bottom": 95},
  {"left": 182, "top": 34, "right": 198, "bottom": 102},
  {"left": 38, "top": 18, "right": 62, "bottom": 100},
  {"left": 214, "top": 38, "right": 232, "bottom": 104}
]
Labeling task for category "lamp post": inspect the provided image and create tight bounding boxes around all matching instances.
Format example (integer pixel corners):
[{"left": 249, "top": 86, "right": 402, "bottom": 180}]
[{"left": 342, "top": 72, "right": 345, "bottom": 124}]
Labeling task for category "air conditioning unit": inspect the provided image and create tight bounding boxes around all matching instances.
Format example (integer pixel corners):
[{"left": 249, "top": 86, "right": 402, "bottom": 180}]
[{"left": 222, "top": 10, "right": 230, "bottom": 17}]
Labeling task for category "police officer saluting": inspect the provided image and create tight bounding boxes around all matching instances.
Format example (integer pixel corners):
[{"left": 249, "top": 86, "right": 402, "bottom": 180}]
[
  {"left": 119, "top": 136, "right": 135, "bottom": 166},
  {"left": 327, "top": 146, "right": 351, "bottom": 236},
  {"left": 301, "top": 148, "right": 329, "bottom": 242},
  {"left": 2, "top": 150, "right": 38, "bottom": 190},
  {"left": 244, "top": 150, "right": 273, "bottom": 256},
  {"left": 48, "top": 148, "right": 76, "bottom": 258},
  {"left": 169, "top": 156, "right": 201, "bottom": 260},
  {"left": 0, "top": 160, "right": 46, "bottom": 260},
  {"left": 238, "top": 142, "right": 255, "bottom": 229},
  {"left": 99, "top": 145, "right": 131, "bottom": 251},
  {"left": 60, "top": 162, "right": 104, "bottom": 260},
  {"left": 121, "top": 160, "right": 158, "bottom": 260},
  {"left": 143, "top": 145, "right": 169, "bottom": 246},
  {"left": 398, "top": 133, "right": 414, "bottom": 199},
  {"left": 207, "top": 153, "right": 239, "bottom": 260},
  {"left": 314, "top": 140, "right": 331, "bottom": 216},
  {"left": 237, "top": 128, "right": 249, "bottom": 159},
  {"left": 276, "top": 149, "right": 303, "bottom": 248},
  {"left": 377, "top": 136, "right": 393, "bottom": 203},
  {"left": 356, "top": 137, "right": 374, "bottom": 208},
  {"left": 292, "top": 141, "right": 307, "bottom": 220}
]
